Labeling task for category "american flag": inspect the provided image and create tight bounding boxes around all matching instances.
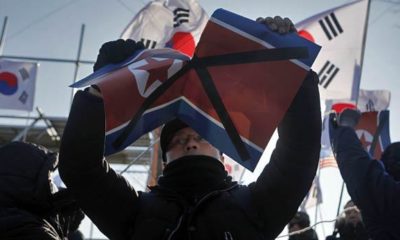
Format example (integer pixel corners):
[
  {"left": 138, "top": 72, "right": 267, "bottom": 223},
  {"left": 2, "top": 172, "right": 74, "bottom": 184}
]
[{"left": 319, "top": 156, "right": 338, "bottom": 169}]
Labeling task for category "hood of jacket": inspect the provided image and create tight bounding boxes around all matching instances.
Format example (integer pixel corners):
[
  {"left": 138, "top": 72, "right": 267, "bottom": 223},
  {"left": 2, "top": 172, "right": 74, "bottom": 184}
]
[{"left": 0, "top": 142, "right": 58, "bottom": 212}]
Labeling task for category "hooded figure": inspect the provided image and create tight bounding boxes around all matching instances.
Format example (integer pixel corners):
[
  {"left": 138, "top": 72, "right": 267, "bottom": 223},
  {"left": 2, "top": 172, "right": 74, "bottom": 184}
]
[
  {"left": 0, "top": 141, "right": 83, "bottom": 240},
  {"left": 0, "top": 141, "right": 62, "bottom": 239}
]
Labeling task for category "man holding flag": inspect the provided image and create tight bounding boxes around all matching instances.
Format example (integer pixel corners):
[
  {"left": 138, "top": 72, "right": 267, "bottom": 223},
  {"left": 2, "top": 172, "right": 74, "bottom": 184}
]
[
  {"left": 330, "top": 110, "right": 400, "bottom": 239},
  {"left": 59, "top": 15, "right": 321, "bottom": 240}
]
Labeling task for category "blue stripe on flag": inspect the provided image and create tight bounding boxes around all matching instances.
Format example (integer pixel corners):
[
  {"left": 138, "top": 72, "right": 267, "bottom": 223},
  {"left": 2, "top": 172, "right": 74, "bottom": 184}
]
[
  {"left": 178, "top": 100, "right": 262, "bottom": 171},
  {"left": 105, "top": 98, "right": 262, "bottom": 171},
  {"left": 212, "top": 9, "right": 321, "bottom": 68},
  {"left": 379, "top": 110, "right": 391, "bottom": 149}
]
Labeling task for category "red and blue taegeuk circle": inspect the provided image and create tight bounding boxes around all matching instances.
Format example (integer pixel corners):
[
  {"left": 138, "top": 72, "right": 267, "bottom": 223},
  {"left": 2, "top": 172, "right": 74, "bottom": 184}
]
[{"left": 0, "top": 71, "right": 18, "bottom": 95}]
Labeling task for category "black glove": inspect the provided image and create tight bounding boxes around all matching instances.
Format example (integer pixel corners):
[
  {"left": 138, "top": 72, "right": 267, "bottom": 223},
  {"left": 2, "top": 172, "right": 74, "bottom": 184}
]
[
  {"left": 256, "top": 16, "right": 297, "bottom": 34},
  {"left": 93, "top": 39, "right": 145, "bottom": 72},
  {"left": 329, "top": 108, "right": 361, "bottom": 151},
  {"left": 337, "top": 108, "right": 361, "bottom": 128},
  {"left": 330, "top": 108, "right": 361, "bottom": 130}
]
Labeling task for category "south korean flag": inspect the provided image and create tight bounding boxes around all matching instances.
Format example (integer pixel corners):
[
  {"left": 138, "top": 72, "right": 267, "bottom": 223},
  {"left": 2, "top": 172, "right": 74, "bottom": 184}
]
[
  {"left": 120, "top": 0, "right": 208, "bottom": 58},
  {"left": 295, "top": 0, "right": 370, "bottom": 101},
  {"left": 0, "top": 59, "right": 38, "bottom": 111}
]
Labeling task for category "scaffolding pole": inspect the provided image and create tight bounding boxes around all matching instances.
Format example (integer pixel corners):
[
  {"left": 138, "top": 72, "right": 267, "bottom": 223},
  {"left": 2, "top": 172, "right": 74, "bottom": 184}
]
[
  {"left": 0, "top": 16, "right": 8, "bottom": 55},
  {"left": 71, "top": 24, "right": 86, "bottom": 102}
]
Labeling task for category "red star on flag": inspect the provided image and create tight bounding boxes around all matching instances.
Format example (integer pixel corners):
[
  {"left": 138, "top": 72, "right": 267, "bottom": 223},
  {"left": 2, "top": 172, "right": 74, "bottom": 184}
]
[{"left": 138, "top": 58, "right": 174, "bottom": 92}]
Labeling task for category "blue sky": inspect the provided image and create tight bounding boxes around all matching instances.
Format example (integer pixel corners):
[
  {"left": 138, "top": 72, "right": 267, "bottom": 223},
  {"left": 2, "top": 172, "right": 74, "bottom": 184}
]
[{"left": 1, "top": 0, "right": 399, "bottom": 238}]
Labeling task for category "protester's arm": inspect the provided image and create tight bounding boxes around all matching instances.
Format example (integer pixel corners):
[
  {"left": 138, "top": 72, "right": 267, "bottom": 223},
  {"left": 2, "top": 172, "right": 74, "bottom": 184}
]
[
  {"left": 331, "top": 126, "right": 400, "bottom": 224},
  {"left": 59, "top": 40, "right": 145, "bottom": 240},
  {"left": 249, "top": 71, "right": 321, "bottom": 238},
  {"left": 59, "top": 90, "right": 139, "bottom": 240}
]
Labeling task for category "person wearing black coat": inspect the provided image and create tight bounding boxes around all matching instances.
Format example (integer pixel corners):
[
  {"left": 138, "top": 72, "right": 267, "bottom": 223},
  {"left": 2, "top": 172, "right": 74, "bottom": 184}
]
[
  {"left": 325, "top": 200, "right": 370, "bottom": 240},
  {"left": 59, "top": 17, "right": 321, "bottom": 240},
  {"left": 330, "top": 110, "right": 400, "bottom": 239},
  {"left": 288, "top": 211, "right": 319, "bottom": 240},
  {"left": 0, "top": 142, "right": 62, "bottom": 240},
  {"left": 0, "top": 142, "right": 85, "bottom": 240}
]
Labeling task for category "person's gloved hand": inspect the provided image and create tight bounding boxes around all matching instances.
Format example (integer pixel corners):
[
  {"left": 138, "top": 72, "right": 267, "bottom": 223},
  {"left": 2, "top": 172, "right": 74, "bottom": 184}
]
[
  {"left": 93, "top": 39, "right": 145, "bottom": 72},
  {"left": 330, "top": 108, "right": 361, "bottom": 129},
  {"left": 256, "top": 16, "right": 297, "bottom": 34},
  {"left": 329, "top": 108, "right": 361, "bottom": 151}
]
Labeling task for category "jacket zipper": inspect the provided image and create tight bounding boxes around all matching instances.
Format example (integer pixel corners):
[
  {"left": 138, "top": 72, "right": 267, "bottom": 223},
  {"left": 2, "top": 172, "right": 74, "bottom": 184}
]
[
  {"left": 195, "top": 183, "right": 238, "bottom": 209},
  {"left": 167, "top": 215, "right": 183, "bottom": 240},
  {"left": 185, "top": 183, "right": 239, "bottom": 239},
  {"left": 167, "top": 183, "right": 239, "bottom": 240}
]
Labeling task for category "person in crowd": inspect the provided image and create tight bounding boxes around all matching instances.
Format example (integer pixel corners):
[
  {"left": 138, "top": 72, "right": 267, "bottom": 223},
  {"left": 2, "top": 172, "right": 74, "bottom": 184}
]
[
  {"left": 59, "top": 16, "right": 321, "bottom": 240},
  {"left": 288, "top": 211, "right": 319, "bottom": 240},
  {"left": 330, "top": 109, "right": 400, "bottom": 239},
  {"left": 326, "top": 200, "right": 370, "bottom": 240},
  {"left": 0, "top": 141, "right": 83, "bottom": 240}
]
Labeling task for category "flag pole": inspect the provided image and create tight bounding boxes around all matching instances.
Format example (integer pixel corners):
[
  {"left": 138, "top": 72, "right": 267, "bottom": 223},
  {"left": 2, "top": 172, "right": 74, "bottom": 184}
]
[
  {"left": 352, "top": 0, "right": 372, "bottom": 101},
  {"left": 318, "top": 204, "right": 327, "bottom": 238},
  {"left": 0, "top": 16, "right": 8, "bottom": 55},
  {"left": 146, "top": 130, "right": 162, "bottom": 188},
  {"left": 336, "top": 181, "right": 345, "bottom": 216},
  {"left": 70, "top": 24, "right": 85, "bottom": 103},
  {"left": 335, "top": 0, "right": 372, "bottom": 222},
  {"left": 314, "top": 201, "right": 318, "bottom": 233}
]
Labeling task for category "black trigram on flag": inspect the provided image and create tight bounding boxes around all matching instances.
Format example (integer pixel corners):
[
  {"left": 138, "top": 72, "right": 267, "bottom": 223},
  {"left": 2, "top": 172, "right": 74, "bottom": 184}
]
[
  {"left": 19, "top": 91, "right": 28, "bottom": 104},
  {"left": 173, "top": 8, "right": 190, "bottom": 27},
  {"left": 19, "top": 67, "right": 30, "bottom": 81},
  {"left": 318, "top": 12, "right": 343, "bottom": 40},
  {"left": 318, "top": 61, "right": 340, "bottom": 89},
  {"left": 140, "top": 38, "right": 157, "bottom": 49}
]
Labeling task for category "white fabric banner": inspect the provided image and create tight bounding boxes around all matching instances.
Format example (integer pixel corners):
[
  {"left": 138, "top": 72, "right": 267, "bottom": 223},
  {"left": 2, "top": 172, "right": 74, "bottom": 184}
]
[
  {"left": 357, "top": 89, "right": 390, "bottom": 112},
  {"left": 0, "top": 59, "right": 38, "bottom": 111},
  {"left": 295, "top": 0, "right": 369, "bottom": 101},
  {"left": 121, "top": 0, "right": 208, "bottom": 57}
]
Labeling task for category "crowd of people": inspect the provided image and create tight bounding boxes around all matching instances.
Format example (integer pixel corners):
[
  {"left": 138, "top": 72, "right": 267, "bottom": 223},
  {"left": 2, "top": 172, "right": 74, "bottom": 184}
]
[{"left": 1, "top": 13, "right": 399, "bottom": 240}]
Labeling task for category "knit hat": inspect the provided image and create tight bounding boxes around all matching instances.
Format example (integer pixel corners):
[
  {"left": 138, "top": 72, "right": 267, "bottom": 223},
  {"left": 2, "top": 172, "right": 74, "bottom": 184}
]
[{"left": 160, "top": 119, "right": 188, "bottom": 162}]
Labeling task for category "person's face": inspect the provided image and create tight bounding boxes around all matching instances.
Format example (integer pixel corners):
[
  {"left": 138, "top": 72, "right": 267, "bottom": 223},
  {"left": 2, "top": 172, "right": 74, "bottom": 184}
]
[
  {"left": 165, "top": 127, "right": 222, "bottom": 162},
  {"left": 288, "top": 223, "right": 301, "bottom": 233},
  {"left": 344, "top": 202, "right": 362, "bottom": 226}
]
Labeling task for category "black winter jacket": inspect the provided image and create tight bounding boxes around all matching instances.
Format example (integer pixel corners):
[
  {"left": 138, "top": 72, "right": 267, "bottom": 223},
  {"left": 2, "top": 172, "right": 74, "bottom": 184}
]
[
  {"left": 0, "top": 142, "right": 62, "bottom": 240},
  {"left": 331, "top": 127, "right": 400, "bottom": 239},
  {"left": 59, "top": 71, "right": 321, "bottom": 240}
]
